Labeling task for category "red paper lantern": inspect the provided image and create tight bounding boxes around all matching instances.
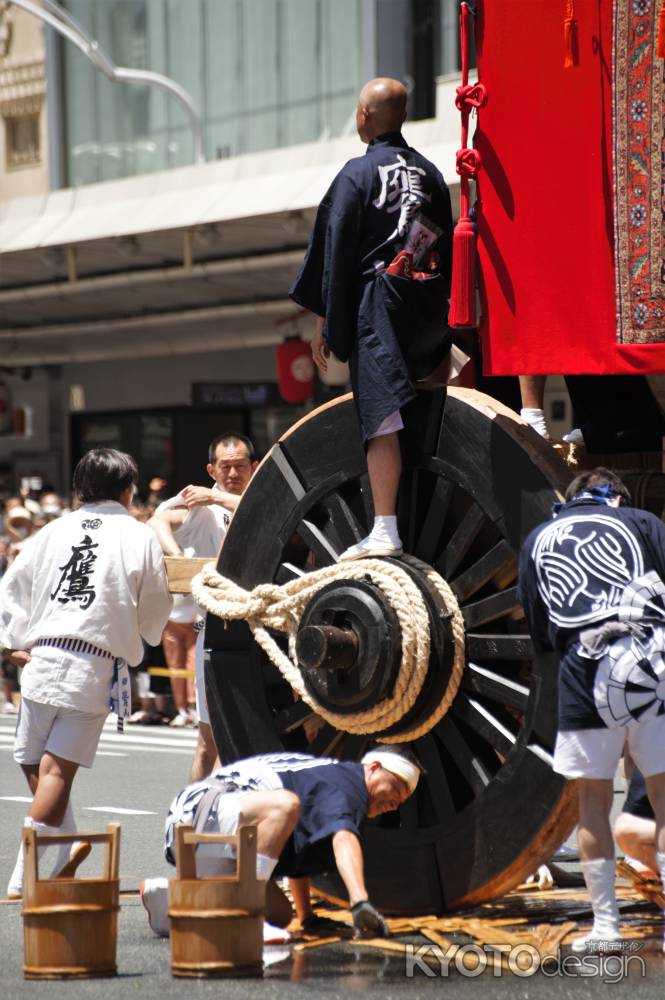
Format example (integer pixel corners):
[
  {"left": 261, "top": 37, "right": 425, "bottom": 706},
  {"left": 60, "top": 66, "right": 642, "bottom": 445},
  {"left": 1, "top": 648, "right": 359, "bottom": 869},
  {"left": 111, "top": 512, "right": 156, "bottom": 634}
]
[{"left": 276, "top": 337, "right": 314, "bottom": 403}]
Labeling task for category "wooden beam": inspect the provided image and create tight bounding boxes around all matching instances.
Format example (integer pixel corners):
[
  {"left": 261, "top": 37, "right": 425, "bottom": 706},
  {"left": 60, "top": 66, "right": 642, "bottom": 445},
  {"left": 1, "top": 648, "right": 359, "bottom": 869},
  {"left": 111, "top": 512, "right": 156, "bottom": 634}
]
[{"left": 164, "top": 556, "right": 210, "bottom": 594}]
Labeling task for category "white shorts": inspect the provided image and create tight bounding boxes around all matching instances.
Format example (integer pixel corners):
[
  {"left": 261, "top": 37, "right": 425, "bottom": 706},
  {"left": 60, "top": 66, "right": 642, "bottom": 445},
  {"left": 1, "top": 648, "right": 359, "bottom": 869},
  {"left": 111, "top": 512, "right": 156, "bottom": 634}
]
[
  {"left": 195, "top": 790, "right": 252, "bottom": 876},
  {"left": 14, "top": 697, "right": 107, "bottom": 769},
  {"left": 554, "top": 715, "right": 665, "bottom": 780},
  {"left": 368, "top": 410, "right": 404, "bottom": 439},
  {"left": 194, "top": 629, "right": 209, "bottom": 726}
]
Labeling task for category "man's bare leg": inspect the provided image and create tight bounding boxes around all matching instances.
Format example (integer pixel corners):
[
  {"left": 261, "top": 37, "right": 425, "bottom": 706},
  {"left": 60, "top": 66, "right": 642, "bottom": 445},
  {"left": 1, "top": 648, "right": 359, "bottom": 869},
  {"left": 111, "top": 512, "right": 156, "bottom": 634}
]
[
  {"left": 573, "top": 777, "right": 621, "bottom": 951},
  {"left": 519, "top": 375, "right": 548, "bottom": 437},
  {"left": 338, "top": 429, "right": 402, "bottom": 561},
  {"left": 615, "top": 813, "right": 657, "bottom": 874},
  {"left": 190, "top": 722, "right": 219, "bottom": 782},
  {"left": 8, "top": 754, "right": 80, "bottom": 897},
  {"left": 367, "top": 432, "right": 401, "bottom": 516}
]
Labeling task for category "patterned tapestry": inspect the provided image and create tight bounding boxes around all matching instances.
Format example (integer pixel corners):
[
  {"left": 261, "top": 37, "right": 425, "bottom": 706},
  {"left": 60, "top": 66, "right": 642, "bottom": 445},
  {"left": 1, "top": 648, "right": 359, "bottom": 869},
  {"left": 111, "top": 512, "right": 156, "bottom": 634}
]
[{"left": 614, "top": 0, "right": 665, "bottom": 344}]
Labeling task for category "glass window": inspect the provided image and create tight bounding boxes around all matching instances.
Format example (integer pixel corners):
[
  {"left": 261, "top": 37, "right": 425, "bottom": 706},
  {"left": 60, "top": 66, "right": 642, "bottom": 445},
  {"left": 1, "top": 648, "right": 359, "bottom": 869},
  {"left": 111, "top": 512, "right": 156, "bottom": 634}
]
[{"left": 61, "top": 0, "right": 363, "bottom": 185}]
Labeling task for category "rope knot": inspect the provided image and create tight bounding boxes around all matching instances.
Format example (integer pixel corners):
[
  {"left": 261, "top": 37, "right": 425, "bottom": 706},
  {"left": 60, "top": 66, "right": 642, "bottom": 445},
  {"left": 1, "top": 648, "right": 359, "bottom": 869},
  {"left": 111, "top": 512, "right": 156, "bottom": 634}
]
[
  {"left": 455, "top": 82, "right": 487, "bottom": 112},
  {"left": 456, "top": 147, "right": 482, "bottom": 179}
]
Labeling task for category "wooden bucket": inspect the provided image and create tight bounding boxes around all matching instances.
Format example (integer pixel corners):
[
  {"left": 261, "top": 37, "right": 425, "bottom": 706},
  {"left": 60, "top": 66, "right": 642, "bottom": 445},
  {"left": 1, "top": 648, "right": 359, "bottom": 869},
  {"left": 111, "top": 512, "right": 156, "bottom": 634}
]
[
  {"left": 169, "top": 824, "right": 265, "bottom": 978},
  {"left": 21, "top": 823, "right": 120, "bottom": 980}
]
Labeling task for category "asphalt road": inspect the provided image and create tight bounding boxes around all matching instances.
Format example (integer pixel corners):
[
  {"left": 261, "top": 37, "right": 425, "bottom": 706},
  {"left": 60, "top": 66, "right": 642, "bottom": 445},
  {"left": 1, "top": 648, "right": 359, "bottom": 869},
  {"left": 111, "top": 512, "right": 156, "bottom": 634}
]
[{"left": 0, "top": 714, "right": 662, "bottom": 998}]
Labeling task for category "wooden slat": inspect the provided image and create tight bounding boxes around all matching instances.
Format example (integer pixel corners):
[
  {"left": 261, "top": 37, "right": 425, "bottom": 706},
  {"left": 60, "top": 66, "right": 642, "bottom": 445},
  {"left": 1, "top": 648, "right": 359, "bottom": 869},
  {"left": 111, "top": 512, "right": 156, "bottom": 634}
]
[
  {"left": 450, "top": 540, "right": 516, "bottom": 603},
  {"left": 466, "top": 634, "right": 534, "bottom": 660},
  {"left": 165, "top": 556, "right": 210, "bottom": 594},
  {"left": 436, "top": 504, "right": 486, "bottom": 579},
  {"left": 462, "top": 587, "right": 522, "bottom": 628},
  {"left": 461, "top": 663, "right": 530, "bottom": 713}
]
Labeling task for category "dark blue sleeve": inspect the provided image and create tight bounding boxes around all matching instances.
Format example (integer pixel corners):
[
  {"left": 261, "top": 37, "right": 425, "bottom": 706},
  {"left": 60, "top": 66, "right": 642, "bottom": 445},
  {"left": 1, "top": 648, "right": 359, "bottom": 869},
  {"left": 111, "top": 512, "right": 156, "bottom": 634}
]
[
  {"left": 517, "top": 530, "right": 553, "bottom": 653},
  {"left": 292, "top": 785, "right": 364, "bottom": 856},
  {"left": 290, "top": 168, "right": 364, "bottom": 363}
]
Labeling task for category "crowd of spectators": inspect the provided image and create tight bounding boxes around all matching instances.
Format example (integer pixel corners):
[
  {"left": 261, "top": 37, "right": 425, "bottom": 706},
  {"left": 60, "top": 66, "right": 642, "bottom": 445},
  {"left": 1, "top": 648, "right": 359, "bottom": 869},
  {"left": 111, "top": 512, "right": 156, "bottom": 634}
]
[{"left": 0, "top": 476, "right": 177, "bottom": 723}]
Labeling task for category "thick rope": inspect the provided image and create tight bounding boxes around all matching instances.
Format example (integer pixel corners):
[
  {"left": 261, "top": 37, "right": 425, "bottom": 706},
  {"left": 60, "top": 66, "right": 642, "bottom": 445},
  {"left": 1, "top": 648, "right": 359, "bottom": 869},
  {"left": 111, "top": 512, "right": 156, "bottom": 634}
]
[{"left": 192, "top": 557, "right": 465, "bottom": 745}]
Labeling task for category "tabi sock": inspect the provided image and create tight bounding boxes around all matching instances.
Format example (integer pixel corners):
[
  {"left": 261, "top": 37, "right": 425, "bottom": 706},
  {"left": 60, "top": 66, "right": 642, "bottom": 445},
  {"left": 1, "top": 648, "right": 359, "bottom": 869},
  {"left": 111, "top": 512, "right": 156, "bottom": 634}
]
[
  {"left": 520, "top": 408, "right": 548, "bottom": 437},
  {"left": 572, "top": 857, "right": 621, "bottom": 951},
  {"left": 7, "top": 817, "right": 60, "bottom": 897},
  {"left": 368, "top": 515, "right": 401, "bottom": 548},
  {"left": 50, "top": 801, "right": 78, "bottom": 877},
  {"left": 256, "top": 853, "right": 278, "bottom": 881}
]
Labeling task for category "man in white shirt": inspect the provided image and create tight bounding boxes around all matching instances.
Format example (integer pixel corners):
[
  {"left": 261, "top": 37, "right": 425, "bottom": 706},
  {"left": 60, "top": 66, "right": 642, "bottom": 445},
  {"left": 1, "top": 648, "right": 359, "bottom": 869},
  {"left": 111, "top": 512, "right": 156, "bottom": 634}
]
[
  {"left": 149, "top": 433, "right": 257, "bottom": 780},
  {"left": 1, "top": 448, "right": 173, "bottom": 899}
]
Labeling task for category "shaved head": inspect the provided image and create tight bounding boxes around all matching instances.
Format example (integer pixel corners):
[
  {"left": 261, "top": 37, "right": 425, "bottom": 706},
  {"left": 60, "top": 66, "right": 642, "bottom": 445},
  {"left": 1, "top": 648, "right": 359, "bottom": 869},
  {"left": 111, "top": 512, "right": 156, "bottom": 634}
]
[{"left": 356, "top": 77, "right": 407, "bottom": 143}]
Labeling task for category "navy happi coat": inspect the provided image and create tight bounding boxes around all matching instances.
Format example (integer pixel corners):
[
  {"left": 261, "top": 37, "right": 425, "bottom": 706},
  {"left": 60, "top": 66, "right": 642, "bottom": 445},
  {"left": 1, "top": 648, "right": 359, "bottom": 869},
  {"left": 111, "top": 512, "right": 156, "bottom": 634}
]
[
  {"left": 518, "top": 498, "right": 665, "bottom": 730},
  {"left": 290, "top": 131, "right": 453, "bottom": 439}
]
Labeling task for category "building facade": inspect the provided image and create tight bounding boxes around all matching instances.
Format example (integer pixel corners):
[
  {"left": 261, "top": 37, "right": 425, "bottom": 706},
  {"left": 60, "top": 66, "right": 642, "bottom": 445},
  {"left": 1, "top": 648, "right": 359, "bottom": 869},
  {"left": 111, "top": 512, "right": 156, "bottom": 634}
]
[{"left": 0, "top": 0, "right": 480, "bottom": 496}]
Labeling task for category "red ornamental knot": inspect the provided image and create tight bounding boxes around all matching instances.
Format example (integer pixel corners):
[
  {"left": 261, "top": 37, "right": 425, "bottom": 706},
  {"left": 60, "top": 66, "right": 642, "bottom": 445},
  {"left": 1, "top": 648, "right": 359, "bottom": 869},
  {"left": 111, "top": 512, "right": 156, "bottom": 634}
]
[
  {"left": 455, "top": 82, "right": 488, "bottom": 112},
  {"left": 455, "top": 148, "right": 482, "bottom": 179}
]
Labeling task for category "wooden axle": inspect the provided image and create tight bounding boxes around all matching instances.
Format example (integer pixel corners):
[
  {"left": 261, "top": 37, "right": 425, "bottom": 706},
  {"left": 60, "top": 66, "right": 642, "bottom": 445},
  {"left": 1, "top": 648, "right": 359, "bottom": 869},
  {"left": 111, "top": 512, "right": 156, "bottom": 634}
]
[{"left": 296, "top": 624, "right": 359, "bottom": 672}]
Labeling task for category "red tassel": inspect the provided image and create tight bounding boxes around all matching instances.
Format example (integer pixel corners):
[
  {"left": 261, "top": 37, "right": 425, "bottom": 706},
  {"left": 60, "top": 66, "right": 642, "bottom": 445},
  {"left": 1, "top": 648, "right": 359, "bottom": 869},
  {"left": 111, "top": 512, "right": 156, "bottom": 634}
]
[
  {"left": 563, "top": 0, "right": 577, "bottom": 68},
  {"left": 657, "top": 0, "right": 665, "bottom": 59},
  {"left": 448, "top": 216, "right": 476, "bottom": 329}
]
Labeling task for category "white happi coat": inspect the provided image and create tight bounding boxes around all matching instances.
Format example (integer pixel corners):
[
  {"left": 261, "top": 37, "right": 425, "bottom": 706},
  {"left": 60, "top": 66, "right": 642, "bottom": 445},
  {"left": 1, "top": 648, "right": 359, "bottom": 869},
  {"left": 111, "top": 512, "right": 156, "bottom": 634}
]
[
  {"left": 156, "top": 485, "right": 230, "bottom": 622},
  {"left": 0, "top": 501, "right": 173, "bottom": 711}
]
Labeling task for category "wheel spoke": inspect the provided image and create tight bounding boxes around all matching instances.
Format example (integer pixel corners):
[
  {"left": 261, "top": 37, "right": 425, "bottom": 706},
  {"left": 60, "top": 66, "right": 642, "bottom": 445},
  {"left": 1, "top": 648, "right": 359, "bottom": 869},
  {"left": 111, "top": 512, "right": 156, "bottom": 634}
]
[
  {"left": 397, "top": 469, "right": 420, "bottom": 551},
  {"left": 307, "top": 723, "right": 344, "bottom": 757},
  {"left": 461, "top": 662, "right": 530, "bottom": 713},
  {"left": 320, "top": 492, "right": 364, "bottom": 550},
  {"left": 273, "top": 699, "right": 316, "bottom": 735},
  {"left": 451, "top": 692, "right": 517, "bottom": 757},
  {"left": 435, "top": 504, "right": 486, "bottom": 578},
  {"left": 450, "top": 540, "right": 516, "bottom": 603},
  {"left": 466, "top": 634, "right": 534, "bottom": 660},
  {"left": 434, "top": 716, "right": 493, "bottom": 797},
  {"left": 275, "top": 562, "right": 307, "bottom": 584},
  {"left": 297, "top": 518, "right": 339, "bottom": 564},
  {"left": 462, "top": 587, "right": 522, "bottom": 627},
  {"left": 414, "top": 476, "right": 455, "bottom": 563},
  {"left": 414, "top": 734, "right": 456, "bottom": 821}
]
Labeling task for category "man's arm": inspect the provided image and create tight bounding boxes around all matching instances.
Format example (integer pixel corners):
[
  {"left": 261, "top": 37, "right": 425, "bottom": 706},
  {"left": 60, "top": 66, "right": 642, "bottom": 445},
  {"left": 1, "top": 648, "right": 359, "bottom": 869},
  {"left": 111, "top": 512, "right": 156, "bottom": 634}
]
[
  {"left": 0, "top": 544, "right": 35, "bottom": 652},
  {"left": 179, "top": 485, "right": 241, "bottom": 512},
  {"left": 331, "top": 829, "right": 368, "bottom": 905},
  {"left": 148, "top": 508, "right": 188, "bottom": 556},
  {"left": 332, "top": 830, "right": 389, "bottom": 937}
]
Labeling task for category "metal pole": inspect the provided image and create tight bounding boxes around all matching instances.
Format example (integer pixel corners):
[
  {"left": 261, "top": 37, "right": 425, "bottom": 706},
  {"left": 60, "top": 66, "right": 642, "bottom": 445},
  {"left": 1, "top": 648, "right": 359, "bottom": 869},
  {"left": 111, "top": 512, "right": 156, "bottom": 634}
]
[{"left": 7, "top": 0, "right": 206, "bottom": 164}]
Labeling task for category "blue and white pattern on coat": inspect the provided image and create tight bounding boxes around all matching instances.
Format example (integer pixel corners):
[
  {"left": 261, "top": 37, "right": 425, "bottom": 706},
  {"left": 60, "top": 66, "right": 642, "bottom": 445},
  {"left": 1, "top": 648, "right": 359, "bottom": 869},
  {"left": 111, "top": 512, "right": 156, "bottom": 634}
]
[
  {"left": 533, "top": 514, "right": 644, "bottom": 627},
  {"left": 593, "top": 624, "right": 665, "bottom": 727}
]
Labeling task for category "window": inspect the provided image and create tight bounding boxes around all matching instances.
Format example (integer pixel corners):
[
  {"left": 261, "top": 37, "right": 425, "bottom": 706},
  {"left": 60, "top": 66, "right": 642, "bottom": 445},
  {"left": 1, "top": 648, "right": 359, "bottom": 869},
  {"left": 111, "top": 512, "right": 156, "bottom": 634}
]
[{"left": 5, "top": 112, "right": 40, "bottom": 169}]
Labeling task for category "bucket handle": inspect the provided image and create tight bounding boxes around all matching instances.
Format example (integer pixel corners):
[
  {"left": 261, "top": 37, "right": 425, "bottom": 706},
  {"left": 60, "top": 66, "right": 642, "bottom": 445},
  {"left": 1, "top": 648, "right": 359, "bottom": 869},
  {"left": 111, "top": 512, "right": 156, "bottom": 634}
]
[
  {"left": 174, "top": 824, "right": 258, "bottom": 887},
  {"left": 23, "top": 822, "right": 121, "bottom": 893}
]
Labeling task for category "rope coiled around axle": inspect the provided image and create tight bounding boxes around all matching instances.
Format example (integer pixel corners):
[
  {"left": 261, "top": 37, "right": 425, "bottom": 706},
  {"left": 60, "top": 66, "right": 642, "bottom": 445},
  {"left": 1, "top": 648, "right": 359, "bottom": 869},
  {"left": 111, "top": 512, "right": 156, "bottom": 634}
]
[{"left": 192, "top": 556, "right": 466, "bottom": 744}]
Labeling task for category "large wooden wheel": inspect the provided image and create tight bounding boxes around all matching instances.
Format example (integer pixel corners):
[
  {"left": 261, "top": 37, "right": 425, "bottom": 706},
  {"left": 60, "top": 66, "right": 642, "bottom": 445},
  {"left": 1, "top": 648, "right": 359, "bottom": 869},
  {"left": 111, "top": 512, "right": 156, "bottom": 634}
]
[{"left": 204, "top": 388, "right": 578, "bottom": 913}]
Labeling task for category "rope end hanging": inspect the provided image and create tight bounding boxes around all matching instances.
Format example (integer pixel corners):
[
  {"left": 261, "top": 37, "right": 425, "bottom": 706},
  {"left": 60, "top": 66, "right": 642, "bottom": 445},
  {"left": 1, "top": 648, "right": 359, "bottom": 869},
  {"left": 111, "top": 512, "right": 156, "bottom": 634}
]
[
  {"left": 657, "top": 0, "right": 665, "bottom": 59},
  {"left": 563, "top": 1, "right": 577, "bottom": 68},
  {"left": 448, "top": 0, "right": 484, "bottom": 331},
  {"left": 448, "top": 214, "right": 477, "bottom": 329}
]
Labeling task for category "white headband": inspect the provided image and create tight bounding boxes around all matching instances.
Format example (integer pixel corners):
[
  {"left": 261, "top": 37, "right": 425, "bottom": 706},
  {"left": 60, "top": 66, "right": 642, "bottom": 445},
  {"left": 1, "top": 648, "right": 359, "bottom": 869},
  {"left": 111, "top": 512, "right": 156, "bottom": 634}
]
[{"left": 361, "top": 750, "right": 420, "bottom": 795}]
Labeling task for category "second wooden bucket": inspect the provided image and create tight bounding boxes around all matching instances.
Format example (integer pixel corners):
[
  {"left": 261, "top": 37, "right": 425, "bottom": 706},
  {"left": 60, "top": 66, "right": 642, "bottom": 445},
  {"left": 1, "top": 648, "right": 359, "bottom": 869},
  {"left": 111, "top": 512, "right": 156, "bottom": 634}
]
[{"left": 169, "top": 823, "right": 265, "bottom": 978}]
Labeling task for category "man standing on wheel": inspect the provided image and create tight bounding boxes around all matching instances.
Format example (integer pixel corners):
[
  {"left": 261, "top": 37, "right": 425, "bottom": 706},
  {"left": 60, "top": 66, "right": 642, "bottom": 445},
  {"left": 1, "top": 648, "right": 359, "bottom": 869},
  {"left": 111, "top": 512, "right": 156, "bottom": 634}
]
[{"left": 290, "top": 77, "right": 453, "bottom": 562}]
